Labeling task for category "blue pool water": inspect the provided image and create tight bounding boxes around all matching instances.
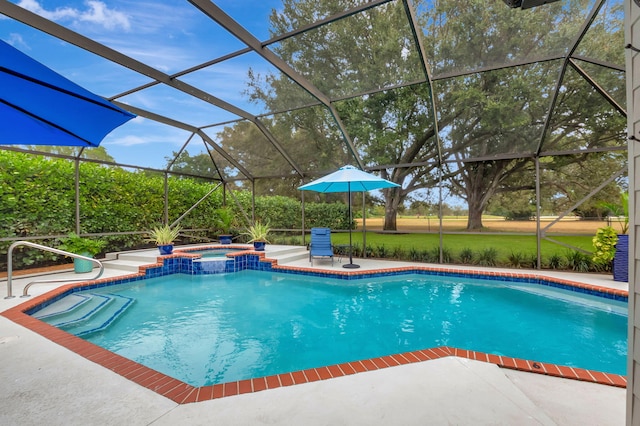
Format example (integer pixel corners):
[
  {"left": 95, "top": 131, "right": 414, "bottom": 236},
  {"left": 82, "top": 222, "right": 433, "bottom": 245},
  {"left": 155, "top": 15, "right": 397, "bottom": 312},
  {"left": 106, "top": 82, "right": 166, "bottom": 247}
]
[{"left": 39, "top": 271, "right": 627, "bottom": 386}]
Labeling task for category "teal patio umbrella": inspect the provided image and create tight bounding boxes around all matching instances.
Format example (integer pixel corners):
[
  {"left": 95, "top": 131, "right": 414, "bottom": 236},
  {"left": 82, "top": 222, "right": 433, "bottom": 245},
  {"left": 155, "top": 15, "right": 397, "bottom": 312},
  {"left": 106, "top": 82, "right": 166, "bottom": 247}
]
[{"left": 299, "top": 165, "right": 400, "bottom": 268}]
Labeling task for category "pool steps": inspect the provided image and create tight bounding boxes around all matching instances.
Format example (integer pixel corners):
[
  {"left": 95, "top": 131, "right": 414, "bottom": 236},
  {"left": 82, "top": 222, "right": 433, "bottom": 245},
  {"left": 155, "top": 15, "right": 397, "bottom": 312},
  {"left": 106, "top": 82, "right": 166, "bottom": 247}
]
[
  {"left": 265, "top": 246, "right": 308, "bottom": 265},
  {"left": 33, "top": 292, "right": 135, "bottom": 336}
]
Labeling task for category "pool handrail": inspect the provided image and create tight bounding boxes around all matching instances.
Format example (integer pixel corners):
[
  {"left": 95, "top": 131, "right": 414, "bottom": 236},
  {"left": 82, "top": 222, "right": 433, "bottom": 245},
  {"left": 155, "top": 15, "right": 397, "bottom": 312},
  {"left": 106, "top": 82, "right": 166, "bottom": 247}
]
[{"left": 5, "top": 241, "right": 104, "bottom": 299}]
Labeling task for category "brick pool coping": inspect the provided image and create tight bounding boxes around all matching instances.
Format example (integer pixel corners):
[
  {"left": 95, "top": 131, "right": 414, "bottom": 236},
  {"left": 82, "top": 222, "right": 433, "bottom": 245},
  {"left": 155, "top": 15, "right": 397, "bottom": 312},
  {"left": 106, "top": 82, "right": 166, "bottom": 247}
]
[{"left": 1, "top": 248, "right": 628, "bottom": 404}]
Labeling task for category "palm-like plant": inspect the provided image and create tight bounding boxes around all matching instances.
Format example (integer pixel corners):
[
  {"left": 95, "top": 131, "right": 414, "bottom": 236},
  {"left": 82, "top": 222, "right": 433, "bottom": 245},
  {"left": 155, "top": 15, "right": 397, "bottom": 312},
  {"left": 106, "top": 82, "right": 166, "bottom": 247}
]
[
  {"left": 242, "top": 221, "right": 271, "bottom": 243},
  {"left": 148, "top": 224, "right": 181, "bottom": 245},
  {"left": 599, "top": 192, "right": 628, "bottom": 234}
]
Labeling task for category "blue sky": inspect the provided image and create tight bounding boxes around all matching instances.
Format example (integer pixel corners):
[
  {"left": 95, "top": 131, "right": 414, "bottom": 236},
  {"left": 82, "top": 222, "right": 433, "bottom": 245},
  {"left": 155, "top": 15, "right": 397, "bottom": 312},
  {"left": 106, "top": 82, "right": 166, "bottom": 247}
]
[{"left": 1, "top": 0, "right": 285, "bottom": 169}]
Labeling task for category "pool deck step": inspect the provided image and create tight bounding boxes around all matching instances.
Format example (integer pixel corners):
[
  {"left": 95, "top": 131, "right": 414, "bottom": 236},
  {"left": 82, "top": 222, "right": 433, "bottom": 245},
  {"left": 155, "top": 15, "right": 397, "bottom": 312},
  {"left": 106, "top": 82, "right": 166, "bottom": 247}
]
[
  {"left": 267, "top": 247, "right": 310, "bottom": 265},
  {"left": 36, "top": 293, "right": 135, "bottom": 337},
  {"left": 103, "top": 259, "right": 150, "bottom": 273}
]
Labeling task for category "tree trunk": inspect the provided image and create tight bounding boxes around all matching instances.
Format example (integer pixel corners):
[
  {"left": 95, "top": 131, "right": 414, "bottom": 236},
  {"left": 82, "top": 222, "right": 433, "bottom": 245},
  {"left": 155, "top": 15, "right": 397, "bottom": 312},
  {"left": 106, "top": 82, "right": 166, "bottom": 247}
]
[
  {"left": 466, "top": 183, "right": 486, "bottom": 230},
  {"left": 383, "top": 188, "right": 402, "bottom": 230},
  {"left": 467, "top": 200, "right": 484, "bottom": 230}
]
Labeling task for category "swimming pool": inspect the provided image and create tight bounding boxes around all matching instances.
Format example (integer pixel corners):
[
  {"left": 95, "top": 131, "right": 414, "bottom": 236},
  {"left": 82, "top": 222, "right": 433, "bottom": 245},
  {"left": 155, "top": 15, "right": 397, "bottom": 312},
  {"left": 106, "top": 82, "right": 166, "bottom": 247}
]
[{"left": 33, "top": 269, "right": 627, "bottom": 387}]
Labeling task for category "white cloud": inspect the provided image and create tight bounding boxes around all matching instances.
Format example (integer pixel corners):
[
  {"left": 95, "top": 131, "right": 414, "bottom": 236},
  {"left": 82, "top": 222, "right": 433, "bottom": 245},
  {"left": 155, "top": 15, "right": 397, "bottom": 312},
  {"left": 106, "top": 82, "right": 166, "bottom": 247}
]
[
  {"left": 17, "top": 0, "right": 131, "bottom": 31},
  {"left": 104, "top": 135, "right": 153, "bottom": 146},
  {"left": 5, "top": 33, "right": 30, "bottom": 50}
]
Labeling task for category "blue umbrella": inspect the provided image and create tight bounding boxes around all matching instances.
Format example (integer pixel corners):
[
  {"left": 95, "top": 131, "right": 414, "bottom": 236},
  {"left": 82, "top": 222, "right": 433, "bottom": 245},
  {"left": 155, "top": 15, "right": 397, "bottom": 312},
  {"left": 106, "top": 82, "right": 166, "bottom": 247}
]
[
  {"left": 299, "top": 165, "right": 400, "bottom": 268},
  {"left": 0, "top": 40, "right": 135, "bottom": 147}
]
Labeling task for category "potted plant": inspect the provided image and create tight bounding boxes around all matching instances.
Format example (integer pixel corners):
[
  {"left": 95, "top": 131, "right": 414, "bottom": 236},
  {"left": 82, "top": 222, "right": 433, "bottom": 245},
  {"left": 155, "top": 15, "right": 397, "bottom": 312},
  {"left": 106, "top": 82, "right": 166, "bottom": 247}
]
[
  {"left": 214, "top": 207, "right": 236, "bottom": 245},
  {"left": 147, "top": 224, "right": 182, "bottom": 255},
  {"left": 242, "top": 221, "right": 270, "bottom": 251},
  {"left": 598, "top": 192, "right": 628, "bottom": 282},
  {"left": 59, "top": 233, "right": 106, "bottom": 273}
]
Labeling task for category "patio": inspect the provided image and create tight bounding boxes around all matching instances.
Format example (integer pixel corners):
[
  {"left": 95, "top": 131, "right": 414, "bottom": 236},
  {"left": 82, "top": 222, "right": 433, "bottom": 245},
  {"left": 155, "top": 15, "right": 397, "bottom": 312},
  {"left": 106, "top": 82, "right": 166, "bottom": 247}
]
[{"left": 0, "top": 245, "right": 627, "bottom": 425}]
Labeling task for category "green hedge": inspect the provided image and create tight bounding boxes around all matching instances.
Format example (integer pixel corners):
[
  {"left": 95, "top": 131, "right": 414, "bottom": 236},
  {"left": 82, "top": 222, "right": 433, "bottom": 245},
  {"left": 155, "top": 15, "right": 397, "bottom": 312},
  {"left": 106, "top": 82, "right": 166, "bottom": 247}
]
[{"left": 0, "top": 151, "right": 350, "bottom": 270}]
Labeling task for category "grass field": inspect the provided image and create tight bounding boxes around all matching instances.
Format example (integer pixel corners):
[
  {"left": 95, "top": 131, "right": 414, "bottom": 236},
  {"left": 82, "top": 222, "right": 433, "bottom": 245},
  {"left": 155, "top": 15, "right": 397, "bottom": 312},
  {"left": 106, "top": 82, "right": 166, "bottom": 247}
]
[
  {"left": 357, "top": 216, "right": 611, "bottom": 235},
  {"left": 329, "top": 231, "right": 594, "bottom": 260},
  {"left": 322, "top": 216, "right": 607, "bottom": 267}
]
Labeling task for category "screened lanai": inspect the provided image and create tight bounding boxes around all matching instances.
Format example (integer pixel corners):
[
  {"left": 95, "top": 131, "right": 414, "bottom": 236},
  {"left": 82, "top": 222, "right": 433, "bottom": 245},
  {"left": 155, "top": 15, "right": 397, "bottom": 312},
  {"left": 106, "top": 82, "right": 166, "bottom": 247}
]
[
  {"left": 0, "top": 1, "right": 626, "bottom": 178},
  {"left": 0, "top": 0, "right": 629, "bottom": 269},
  {"left": 2, "top": 0, "right": 639, "bottom": 422}
]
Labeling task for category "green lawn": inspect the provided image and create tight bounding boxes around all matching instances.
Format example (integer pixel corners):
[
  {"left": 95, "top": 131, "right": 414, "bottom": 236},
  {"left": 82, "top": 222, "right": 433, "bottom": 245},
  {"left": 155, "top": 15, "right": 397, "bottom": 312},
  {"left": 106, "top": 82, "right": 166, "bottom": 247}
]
[{"left": 328, "top": 231, "right": 593, "bottom": 261}]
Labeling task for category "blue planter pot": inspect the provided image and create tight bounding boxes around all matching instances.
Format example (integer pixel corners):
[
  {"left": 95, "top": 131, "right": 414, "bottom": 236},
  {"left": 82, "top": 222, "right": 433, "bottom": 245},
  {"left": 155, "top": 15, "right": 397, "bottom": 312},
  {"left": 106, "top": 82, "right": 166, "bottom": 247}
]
[
  {"left": 253, "top": 241, "right": 266, "bottom": 251},
  {"left": 158, "top": 244, "right": 174, "bottom": 255},
  {"left": 219, "top": 235, "right": 232, "bottom": 245},
  {"left": 74, "top": 252, "right": 94, "bottom": 273},
  {"left": 613, "top": 234, "right": 628, "bottom": 282}
]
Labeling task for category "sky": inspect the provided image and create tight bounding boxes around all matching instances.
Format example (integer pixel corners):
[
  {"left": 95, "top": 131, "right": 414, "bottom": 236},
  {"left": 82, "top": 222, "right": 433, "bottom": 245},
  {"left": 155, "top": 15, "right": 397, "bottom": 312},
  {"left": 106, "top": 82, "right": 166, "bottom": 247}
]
[{"left": 1, "top": 0, "right": 286, "bottom": 169}]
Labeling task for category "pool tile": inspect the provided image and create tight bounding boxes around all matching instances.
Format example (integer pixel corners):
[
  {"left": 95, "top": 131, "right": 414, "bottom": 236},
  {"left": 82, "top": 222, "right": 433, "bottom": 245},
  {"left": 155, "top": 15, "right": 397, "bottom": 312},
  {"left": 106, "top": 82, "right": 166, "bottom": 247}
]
[
  {"left": 573, "top": 367, "right": 596, "bottom": 382},
  {"left": 164, "top": 383, "right": 195, "bottom": 403},
  {"left": 327, "top": 364, "right": 343, "bottom": 377},
  {"left": 252, "top": 377, "right": 268, "bottom": 392},
  {"left": 381, "top": 355, "right": 401, "bottom": 366},
  {"left": 291, "top": 370, "right": 307, "bottom": 384},
  {"left": 500, "top": 357, "right": 517, "bottom": 369},
  {"left": 265, "top": 375, "right": 281, "bottom": 388},
  {"left": 223, "top": 381, "right": 239, "bottom": 397},
  {"left": 212, "top": 384, "right": 225, "bottom": 399},
  {"left": 338, "top": 363, "right": 357, "bottom": 375},
  {"left": 154, "top": 378, "right": 184, "bottom": 395},
  {"left": 371, "top": 357, "right": 389, "bottom": 369},
  {"left": 279, "top": 373, "right": 294, "bottom": 386},
  {"left": 238, "top": 380, "right": 253, "bottom": 394},
  {"left": 303, "top": 369, "right": 321, "bottom": 382},
  {"left": 180, "top": 388, "right": 199, "bottom": 404},
  {"left": 400, "top": 351, "right": 422, "bottom": 363},
  {"left": 315, "top": 366, "right": 333, "bottom": 380}
]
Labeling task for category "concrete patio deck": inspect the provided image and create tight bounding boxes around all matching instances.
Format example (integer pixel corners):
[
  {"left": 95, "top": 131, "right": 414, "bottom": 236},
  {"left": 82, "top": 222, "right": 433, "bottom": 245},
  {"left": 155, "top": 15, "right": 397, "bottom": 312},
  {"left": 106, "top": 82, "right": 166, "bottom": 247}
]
[{"left": 0, "top": 245, "right": 628, "bottom": 425}]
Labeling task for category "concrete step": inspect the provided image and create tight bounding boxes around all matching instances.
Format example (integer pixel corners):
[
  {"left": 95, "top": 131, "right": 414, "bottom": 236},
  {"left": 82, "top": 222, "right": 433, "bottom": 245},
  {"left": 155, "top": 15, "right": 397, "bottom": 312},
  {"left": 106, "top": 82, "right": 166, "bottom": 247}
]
[
  {"left": 116, "top": 251, "right": 159, "bottom": 264},
  {"left": 272, "top": 249, "right": 309, "bottom": 265},
  {"left": 265, "top": 245, "right": 307, "bottom": 257},
  {"left": 102, "top": 259, "right": 150, "bottom": 273}
]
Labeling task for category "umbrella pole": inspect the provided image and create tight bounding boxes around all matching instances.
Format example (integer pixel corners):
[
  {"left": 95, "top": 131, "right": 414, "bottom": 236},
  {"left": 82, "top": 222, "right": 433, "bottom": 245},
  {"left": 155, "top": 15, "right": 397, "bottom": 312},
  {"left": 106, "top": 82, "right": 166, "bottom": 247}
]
[{"left": 343, "top": 185, "right": 360, "bottom": 269}]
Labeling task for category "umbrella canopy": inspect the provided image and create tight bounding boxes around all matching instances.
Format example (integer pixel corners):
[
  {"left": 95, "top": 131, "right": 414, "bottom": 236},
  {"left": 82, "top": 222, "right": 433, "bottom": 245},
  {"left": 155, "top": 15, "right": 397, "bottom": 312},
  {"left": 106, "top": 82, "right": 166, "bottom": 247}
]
[
  {"left": 298, "top": 165, "right": 400, "bottom": 193},
  {"left": 299, "top": 165, "right": 400, "bottom": 268},
  {"left": 0, "top": 40, "right": 135, "bottom": 147}
]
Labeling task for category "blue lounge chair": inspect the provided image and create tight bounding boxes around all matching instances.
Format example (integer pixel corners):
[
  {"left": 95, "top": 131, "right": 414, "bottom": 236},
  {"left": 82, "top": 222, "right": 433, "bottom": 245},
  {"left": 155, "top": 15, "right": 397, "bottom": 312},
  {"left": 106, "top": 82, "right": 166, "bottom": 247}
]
[{"left": 309, "top": 227, "right": 334, "bottom": 266}]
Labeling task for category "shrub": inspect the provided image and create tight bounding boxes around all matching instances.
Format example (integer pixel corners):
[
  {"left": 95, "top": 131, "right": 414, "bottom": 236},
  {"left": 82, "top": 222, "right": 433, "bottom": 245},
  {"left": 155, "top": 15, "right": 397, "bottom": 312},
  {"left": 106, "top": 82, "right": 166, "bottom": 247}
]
[
  {"left": 476, "top": 248, "right": 499, "bottom": 266},
  {"left": 591, "top": 226, "right": 618, "bottom": 271},
  {"left": 565, "top": 250, "right": 592, "bottom": 272},
  {"left": 374, "top": 244, "right": 387, "bottom": 258},
  {"left": 391, "top": 246, "right": 406, "bottom": 260},
  {"left": 364, "top": 244, "right": 375, "bottom": 258},
  {"left": 507, "top": 251, "right": 525, "bottom": 268},
  {"left": 426, "top": 247, "right": 440, "bottom": 263},
  {"left": 409, "top": 247, "right": 421, "bottom": 261},
  {"left": 428, "top": 246, "right": 452, "bottom": 263},
  {"left": 459, "top": 248, "right": 474, "bottom": 264},
  {"left": 547, "top": 253, "right": 565, "bottom": 270},
  {"left": 524, "top": 253, "right": 538, "bottom": 269}
]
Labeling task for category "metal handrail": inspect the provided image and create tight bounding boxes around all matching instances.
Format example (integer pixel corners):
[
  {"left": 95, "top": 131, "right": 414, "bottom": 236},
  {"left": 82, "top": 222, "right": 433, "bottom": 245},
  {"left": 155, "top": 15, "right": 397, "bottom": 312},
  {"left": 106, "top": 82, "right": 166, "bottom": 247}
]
[{"left": 5, "top": 241, "right": 104, "bottom": 299}]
